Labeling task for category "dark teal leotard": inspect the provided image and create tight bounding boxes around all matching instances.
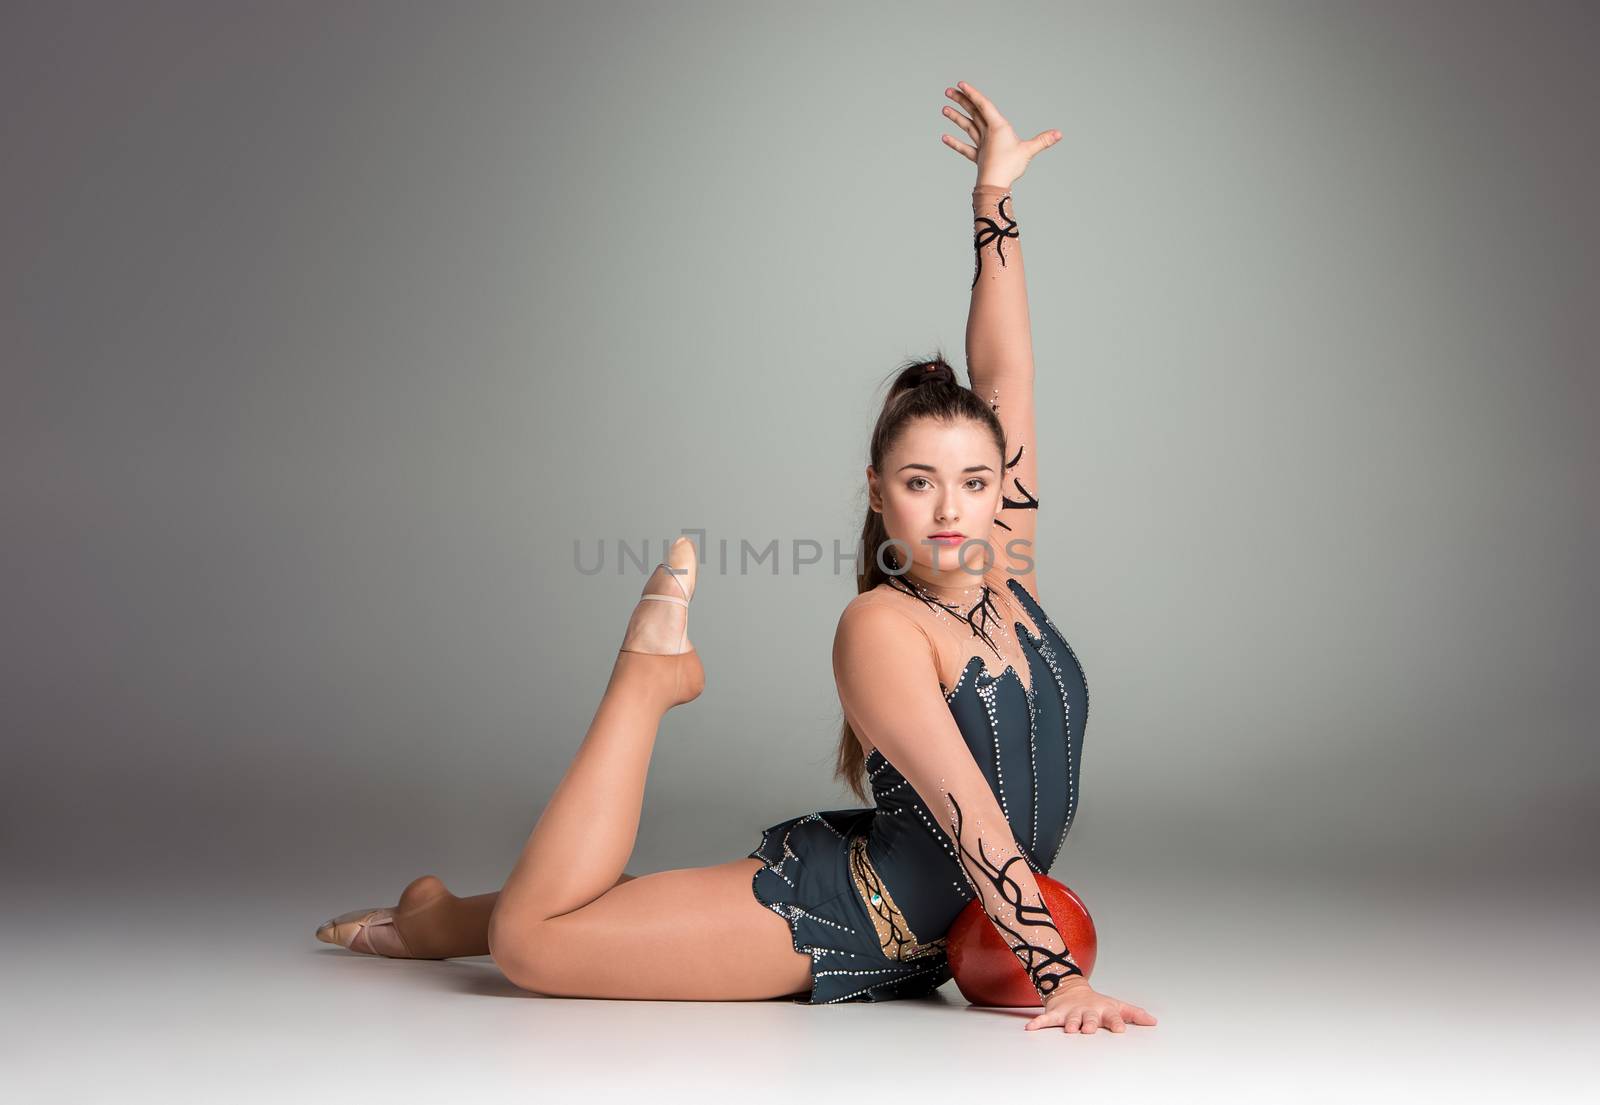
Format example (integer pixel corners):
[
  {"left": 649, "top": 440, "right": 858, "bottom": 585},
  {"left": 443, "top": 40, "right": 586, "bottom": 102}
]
[{"left": 748, "top": 578, "right": 1089, "bottom": 1004}]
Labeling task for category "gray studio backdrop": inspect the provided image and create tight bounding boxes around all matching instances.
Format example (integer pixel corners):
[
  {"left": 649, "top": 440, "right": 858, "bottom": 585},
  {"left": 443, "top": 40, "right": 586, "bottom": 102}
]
[{"left": 5, "top": 1, "right": 1595, "bottom": 922}]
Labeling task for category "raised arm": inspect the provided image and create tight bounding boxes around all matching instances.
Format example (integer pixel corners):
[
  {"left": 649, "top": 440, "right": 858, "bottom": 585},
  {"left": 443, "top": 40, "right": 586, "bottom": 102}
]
[
  {"left": 941, "top": 82, "right": 1061, "bottom": 600},
  {"left": 967, "top": 182, "right": 1041, "bottom": 598},
  {"left": 833, "top": 599, "right": 1084, "bottom": 1006}
]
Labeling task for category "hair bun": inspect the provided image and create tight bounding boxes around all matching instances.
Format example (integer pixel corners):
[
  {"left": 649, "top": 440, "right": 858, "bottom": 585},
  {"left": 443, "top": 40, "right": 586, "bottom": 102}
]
[{"left": 888, "top": 354, "right": 961, "bottom": 398}]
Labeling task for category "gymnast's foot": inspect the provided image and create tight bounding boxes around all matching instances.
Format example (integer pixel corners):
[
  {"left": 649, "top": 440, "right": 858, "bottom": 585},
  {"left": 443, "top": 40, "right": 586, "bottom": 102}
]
[
  {"left": 614, "top": 535, "right": 704, "bottom": 708},
  {"left": 315, "top": 874, "right": 456, "bottom": 959}
]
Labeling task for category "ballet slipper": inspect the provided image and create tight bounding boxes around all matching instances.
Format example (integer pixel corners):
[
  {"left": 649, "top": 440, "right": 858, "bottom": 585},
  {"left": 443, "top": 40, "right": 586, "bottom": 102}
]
[
  {"left": 615, "top": 536, "right": 705, "bottom": 707},
  {"left": 315, "top": 874, "right": 453, "bottom": 958},
  {"left": 316, "top": 906, "right": 414, "bottom": 957}
]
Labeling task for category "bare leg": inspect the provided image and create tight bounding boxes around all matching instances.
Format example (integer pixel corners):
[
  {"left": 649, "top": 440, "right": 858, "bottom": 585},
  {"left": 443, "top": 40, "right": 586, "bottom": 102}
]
[
  {"left": 394, "top": 873, "right": 638, "bottom": 959},
  {"left": 317, "top": 538, "right": 701, "bottom": 963},
  {"left": 316, "top": 872, "right": 642, "bottom": 960},
  {"left": 487, "top": 538, "right": 704, "bottom": 960}
]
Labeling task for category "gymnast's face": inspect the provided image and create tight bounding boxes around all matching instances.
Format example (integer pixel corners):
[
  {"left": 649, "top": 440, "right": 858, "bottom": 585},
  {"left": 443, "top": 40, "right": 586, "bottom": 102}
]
[{"left": 867, "top": 416, "right": 1005, "bottom": 581}]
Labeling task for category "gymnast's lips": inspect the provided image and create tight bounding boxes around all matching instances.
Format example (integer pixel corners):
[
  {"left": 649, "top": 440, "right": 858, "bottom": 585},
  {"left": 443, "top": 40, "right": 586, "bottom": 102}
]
[{"left": 928, "top": 532, "right": 966, "bottom": 545}]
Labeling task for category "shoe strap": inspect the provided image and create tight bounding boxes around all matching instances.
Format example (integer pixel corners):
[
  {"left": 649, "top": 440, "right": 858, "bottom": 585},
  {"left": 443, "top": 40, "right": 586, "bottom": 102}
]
[
  {"left": 349, "top": 910, "right": 413, "bottom": 957},
  {"left": 637, "top": 594, "right": 688, "bottom": 608}
]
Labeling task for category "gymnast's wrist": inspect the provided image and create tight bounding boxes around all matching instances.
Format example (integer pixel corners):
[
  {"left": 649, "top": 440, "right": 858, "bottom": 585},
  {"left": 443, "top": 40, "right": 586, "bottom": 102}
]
[{"left": 1042, "top": 974, "right": 1093, "bottom": 1006}]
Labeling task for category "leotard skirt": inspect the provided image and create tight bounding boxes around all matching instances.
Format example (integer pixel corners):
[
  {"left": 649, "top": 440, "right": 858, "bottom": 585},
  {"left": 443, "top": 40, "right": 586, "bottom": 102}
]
[{"left": 747, "top": 807, "right": 954, "bottom": 1004}]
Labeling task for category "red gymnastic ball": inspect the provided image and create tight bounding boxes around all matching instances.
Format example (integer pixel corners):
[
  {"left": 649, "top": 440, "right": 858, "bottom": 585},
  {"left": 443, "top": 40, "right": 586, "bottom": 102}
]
[{"left": 946, "top": 874, "right": 1097, "bottom": 1007}]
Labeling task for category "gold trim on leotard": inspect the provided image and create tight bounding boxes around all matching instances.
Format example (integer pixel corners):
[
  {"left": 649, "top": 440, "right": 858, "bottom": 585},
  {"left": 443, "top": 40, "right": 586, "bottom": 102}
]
[{"left": 847, "top": 834, "right": 947, "bottom": 962}]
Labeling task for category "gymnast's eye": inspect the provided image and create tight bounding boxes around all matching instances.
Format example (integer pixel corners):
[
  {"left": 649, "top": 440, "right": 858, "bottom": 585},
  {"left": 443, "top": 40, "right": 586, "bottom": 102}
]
[{"left": 908, "top": 475, "right": 988, "bottom": 492}]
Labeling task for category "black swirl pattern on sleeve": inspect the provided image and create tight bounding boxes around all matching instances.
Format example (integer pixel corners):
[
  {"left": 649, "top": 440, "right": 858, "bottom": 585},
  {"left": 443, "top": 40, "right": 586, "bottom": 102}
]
[
  {"left": 944, "top": 790, "right": 1084, "bottom": 1001},
  {"left": 971, "top": 193, "right": 1020, "bottom": 290}
]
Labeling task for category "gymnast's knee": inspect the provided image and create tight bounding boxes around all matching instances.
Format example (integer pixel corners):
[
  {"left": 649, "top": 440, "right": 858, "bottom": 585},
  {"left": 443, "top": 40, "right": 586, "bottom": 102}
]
[{"left": 486, "top": 907, "right": 541, "bottom": 990}]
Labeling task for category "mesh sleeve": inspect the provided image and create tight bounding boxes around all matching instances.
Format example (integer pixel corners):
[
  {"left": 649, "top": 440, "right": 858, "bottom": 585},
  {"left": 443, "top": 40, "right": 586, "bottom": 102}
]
[{"left": 833, "top": 598, "right": 1084, "bottom": 1004}]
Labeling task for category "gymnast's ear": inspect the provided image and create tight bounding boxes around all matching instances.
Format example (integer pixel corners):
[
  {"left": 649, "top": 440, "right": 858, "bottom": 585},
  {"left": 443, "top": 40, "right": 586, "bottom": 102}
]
[{"left": 866, "top": 465, "right": 882, "bottom": 513}]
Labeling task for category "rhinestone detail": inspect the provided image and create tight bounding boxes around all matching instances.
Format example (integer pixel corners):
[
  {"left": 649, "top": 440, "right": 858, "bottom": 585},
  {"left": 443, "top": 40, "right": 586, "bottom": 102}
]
[
  {"left": 747, "top": 579, "right": 1085, "bottom": 1002},
  {"left": 847, "top": 834, "right": 948, "bottom": 963}
]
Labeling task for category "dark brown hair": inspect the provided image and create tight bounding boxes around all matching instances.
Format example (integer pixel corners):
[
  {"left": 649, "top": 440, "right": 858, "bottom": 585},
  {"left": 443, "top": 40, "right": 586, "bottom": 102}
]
[{"left": 832, "top": 352, "right": 1007, "bottom": 802}]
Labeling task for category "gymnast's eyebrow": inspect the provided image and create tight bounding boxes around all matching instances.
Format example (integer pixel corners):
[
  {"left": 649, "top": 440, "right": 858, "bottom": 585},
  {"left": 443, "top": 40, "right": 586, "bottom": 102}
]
[{"left": 896, "top": 463, "right": 996, "bottom": 473}]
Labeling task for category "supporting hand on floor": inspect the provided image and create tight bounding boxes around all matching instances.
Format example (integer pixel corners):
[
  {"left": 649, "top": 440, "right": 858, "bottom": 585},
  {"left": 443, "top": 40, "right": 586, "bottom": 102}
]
[{"left": 1025, "top": 976, "right": 1158, "bottom": 1034}]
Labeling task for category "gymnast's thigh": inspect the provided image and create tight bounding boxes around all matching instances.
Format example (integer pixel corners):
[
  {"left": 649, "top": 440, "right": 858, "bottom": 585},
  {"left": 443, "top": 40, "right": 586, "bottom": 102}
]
[{"left": 494, "top": 857, "right": 814, "bottom": 1001}]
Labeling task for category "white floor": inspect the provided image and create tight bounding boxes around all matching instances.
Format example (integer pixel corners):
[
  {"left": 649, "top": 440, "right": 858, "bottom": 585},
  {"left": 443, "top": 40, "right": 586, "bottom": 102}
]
[{"left": 7, "top": 869, "right": 1595, "bottom": 1103}]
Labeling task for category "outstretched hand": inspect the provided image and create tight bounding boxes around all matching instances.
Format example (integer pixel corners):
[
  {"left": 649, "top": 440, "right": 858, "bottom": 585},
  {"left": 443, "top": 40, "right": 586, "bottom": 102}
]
[
  {"left": 1025, "top": 977, "right": 1159, "bottom": 1034},
  {"left": 940, "top": 80, "right": 1062, "bottom": 189}
]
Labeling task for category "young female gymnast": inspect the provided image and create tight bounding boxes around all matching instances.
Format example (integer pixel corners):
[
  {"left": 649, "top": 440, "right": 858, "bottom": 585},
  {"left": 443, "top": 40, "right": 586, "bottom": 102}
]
[{"left": 316, "top": 81, "right": 1156, "bottom": 1035}]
